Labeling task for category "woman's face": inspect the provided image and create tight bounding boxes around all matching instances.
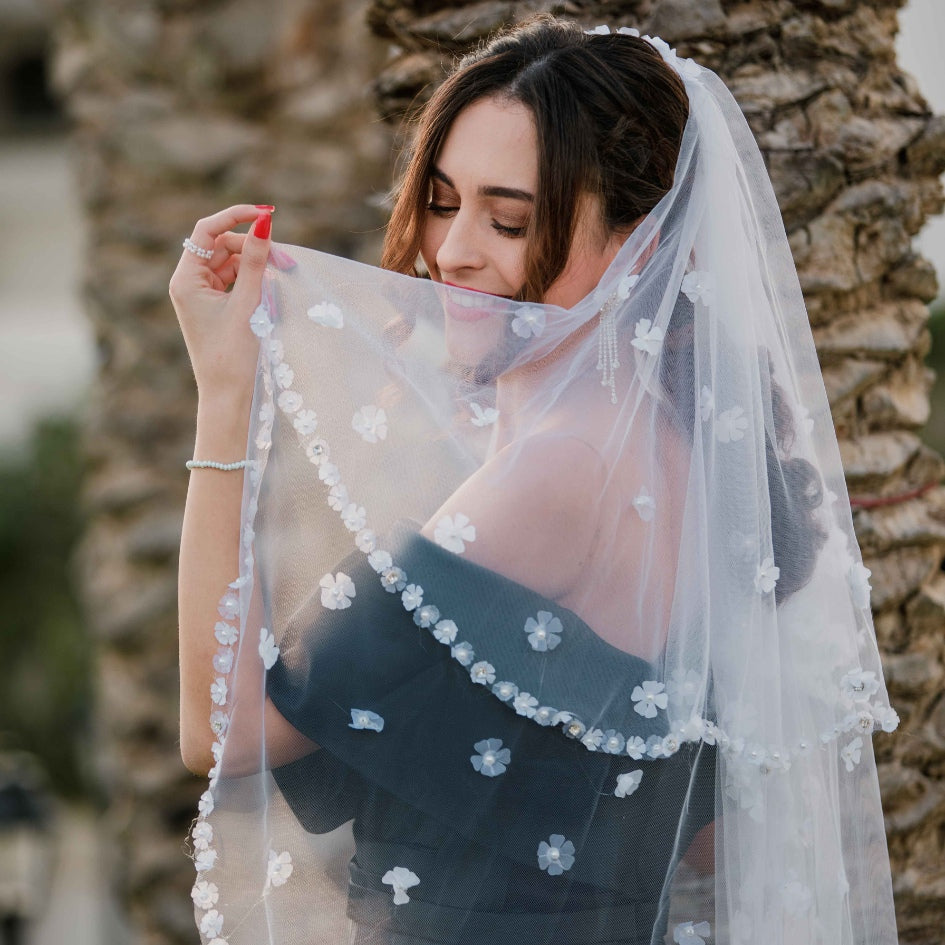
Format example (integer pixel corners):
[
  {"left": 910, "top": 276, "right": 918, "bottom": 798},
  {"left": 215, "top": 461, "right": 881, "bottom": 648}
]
[{"left": 419, "top": 96, "right": 625, "bottom": 363}]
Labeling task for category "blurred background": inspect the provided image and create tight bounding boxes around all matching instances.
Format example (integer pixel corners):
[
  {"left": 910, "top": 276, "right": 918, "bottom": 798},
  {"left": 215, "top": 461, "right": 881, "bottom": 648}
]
[{"left": 0, "top": 1, "right": 943, "bottom": 943}]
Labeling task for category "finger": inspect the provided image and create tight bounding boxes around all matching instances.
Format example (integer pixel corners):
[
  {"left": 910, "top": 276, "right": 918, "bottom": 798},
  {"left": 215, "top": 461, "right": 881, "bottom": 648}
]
[
  {"left": 191, "top": 205, "right": 272, "bottom": 247},
  {"left": 228, "top": 212, "right": 273, "bottom": 311},
  {"left": 206, "top": 232, "right": 249, "bottom": 272},
  {"left": 213, "top": 255, "right": 241, "bottom": 287}
]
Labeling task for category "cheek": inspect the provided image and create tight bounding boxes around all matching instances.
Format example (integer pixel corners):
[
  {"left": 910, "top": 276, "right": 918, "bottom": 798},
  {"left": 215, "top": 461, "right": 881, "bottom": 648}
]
[{"left": 419, "top": 219, "right": 444, "bottom": 276}]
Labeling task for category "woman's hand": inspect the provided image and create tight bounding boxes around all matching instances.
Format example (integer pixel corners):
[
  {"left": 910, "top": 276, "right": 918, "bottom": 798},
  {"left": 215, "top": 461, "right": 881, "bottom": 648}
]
[{"left": 169, "top": 204, "right": 273, "bottom": 401}]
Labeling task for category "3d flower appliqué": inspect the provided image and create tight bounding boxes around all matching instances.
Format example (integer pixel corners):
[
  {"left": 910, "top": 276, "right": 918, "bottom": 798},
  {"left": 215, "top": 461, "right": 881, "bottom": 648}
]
[
  {"left": 699, "top": 385, "right": 714, "bottom": 422},
  {"left": 847, "top": 561, "right": 872, "bottom": 608},
  {"left": 470, "top": 738, "right": 511, "bottom": 777},
  {"left": 524, "top": 611, "right": 563, "bottom": 651},
  {"left": 273, "top": 362, "right": 294, "bottom": 390},
  {"left": 681, "top": 270, "right": 715, "bottom": 307},
  {"left": 840, "top": 668, "right": 879, "bottom": 702},
  {"left": 602, "top": 730, "right": 626, "bottom": 754},
  {"left": 754, "top": 556, "right": 780, "bottom": 594},
  {"left": 716, "top": 405, "right": 748, "bottom": 443},
  {"left": 470, "top": 661, "right": 496, "bottom": 685},
  {"left": 382, "top": 866, "right": 420, "bottom": 905},
  {"left": 840, "top": 736, "right": 863, "bottom": 772},
  {"left": 666, "top": 668, "right": 702, "bottom": 708},
  {"left": 212, "top": 650, "right": 233, "bottom": 674},
  {"left": 258, "top": 627, "right": 279, "bottom": 670},
  {"left": 615, "top": 770, "right": 643, "bottom": 798},
  {"left": 356, "top": 529, "right": 377, "bottom": 553},
  {"left": 191, "top": 880, "right": 219, "bottom": 910},
  {"left": 381, "top": 567, "right": 407, "bottom": 593},
  {"left": 492, "top": 680, "right": 518, "bottom": 702},
  {"left": 469, "top": 402, "right": 499, "bottom": 427},
  {"left": 292, "top": 409, "right": 318, "bottom": 436},
  {"left": 277, "top": 390, "right": 302, "bottom": 415},
  {"left": 511, "top": 305, "right": 545, "bottom": 339},
  {"left": 626, "top": 736, "right": 646, "bottom": 759},
  {"left": 266, "top": 850, "right": 294, "bottom": 888},
  {"left": 513, "top": 691, "right": 538, "bottom": 717},
  {"left": 401, "top": 584, "right": 424, "bottom": 611},
  {"left": 349, "top": 709, "right": 384, "bottom": 732},
  {"left": 537, "top": 835, "right": 575, "bottom": 875},
  {"left": 307, "top": 301, "right": 343, "bottom": 328},
  {"left": 320, "top": 572, "right": 355, "bottom": 609},
  {"left": 631, "top": 680, "right": 668, "bottom": 718},
  {"left": 451, "top": 641, "right": 475, "bottom": 666},
  {"left": 210, "top": 677, "right": 228, "bottom": 707},
  {"left": 342, "top": 503, "right": 367, "bottom": 532},
  {"left": 353, "top": 405, "right": 388, "bottom": 443},
  {"left": 214, "top": 622, "right": 237, "bottom": 646},
  {"left": 434, "top": 513, "right": 476, "bottom": 553},
  {"left": 198, "top": 790, "right": 214, "bottom": 816},
  {"left": 673, "top": 920, "right": 711, "bottom": 945},
  {"left": 200, "top": 910, "right": 224, "bottom": 938},
  {"left": 249, "top": 303, "right": 273, "bottom": 337},
  {"left": 413, "top": 604, "right": 440, "bottom": 629},
  {"left": 632, "top": 486, "right": 655, "bottom": 522},
  {"left": 368, "top": 549, "right": 393, "bottom": 573},
  {"left": 218, "top": 593, "right": 240, "bottom": 621},
  {"left": 192, "top": 820, "right": 213, "bottom": 850},
  {"left": 617, "top": 272, "right": 639, "bottom": 298},
  {"left": 194, "top": 848, "right": 217, "bottom": 872},
  {"left": 433, "top": 619, "right": 458, "bottom": 644},
  {"left": 631, "top": 318, "right": 664, "bottom": 355}
]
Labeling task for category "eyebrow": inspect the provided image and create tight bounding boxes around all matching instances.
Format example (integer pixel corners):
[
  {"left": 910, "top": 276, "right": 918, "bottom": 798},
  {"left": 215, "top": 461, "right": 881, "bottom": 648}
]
[{"left": 431, "top": 166, "right": 534, "bottom": 203}]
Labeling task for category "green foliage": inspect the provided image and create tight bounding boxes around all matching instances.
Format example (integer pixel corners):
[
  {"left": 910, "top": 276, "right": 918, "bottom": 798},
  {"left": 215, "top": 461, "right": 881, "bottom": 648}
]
[{"left": 0, "top": 418, "right": 92, "bottom": 798}]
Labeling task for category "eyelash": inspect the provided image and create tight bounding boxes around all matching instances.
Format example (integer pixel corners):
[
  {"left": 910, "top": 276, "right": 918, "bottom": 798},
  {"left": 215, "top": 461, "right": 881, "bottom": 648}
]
[{"left": 426, "top": 203, "right": 527, "bottom": 239}]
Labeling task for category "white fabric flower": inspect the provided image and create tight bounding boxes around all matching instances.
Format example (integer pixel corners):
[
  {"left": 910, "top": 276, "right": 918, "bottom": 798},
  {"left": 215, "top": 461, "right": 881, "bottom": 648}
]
[
  {"left": 617, "top": 272, "right": 639, "bottom": 298},
  {"left": 626, "top": 736, "right": 646, "bottom": 759},
  {"left": 318, "top": 461, "right": 341, "bottom": 486},
  {"left": 433, "top": 619, "right": 458, "bottom": 644},
  {"left": 356, "top": 528, "right": 377, "bottom": 553},
  {"left": 469, "top": 402, "right": 499, "bottom": 427},
  {"left": 352, "top": 405, "right": 388, "bottom": 443},
  {"left": 492, "top": 680, "right": 518, "bottom": 702},
  {"left": 470, "top": 738, "right": 511, "bottom": 777},
  {"left": 848, "top": 561, "right": 872, "bottom": 608},
  {"left": 349, "top": 709, "right": 384, "bottom": 732},
  {"left": 368, "top": 549, "right": 393, "bottom": 573},
  {"left": 401, "top": 583, "right": 424, "bottom": 611},
  {"left": 320, "top": 572, "right": 355, "bottom": 609},
  {"left": 194, "top": 848, "right": 217, "bottom": 872},
  {"left": 305, "top": 438, "right": 329, "bottom": 464},
  {"left": 200, "top": 910, "right": 224, "bottom": 938},
  {"left": 249, "top": 303, "right": 273, "bottom": 337},
  {"left": 615, "top": 770, "right": 643, "bottom": 798},
  {"left": 840, "top": 668, "right": 880, "bottom": 702},
  {"left": 631, "top": 680, "right": 668, "bottom": 718},
  {"left": 470, "top": 661, "right": 496, "bottom": 685},
  {"left": 434, "top": 513, "right": 476, "bottom": 553},
  {"left": 218, "top": 593, "right": 240, "bottom": 620},
  {"left": 451, "top": 641, "right": 475, "bottom": 666},
  {"left": 537, "top": 835, "right": 575, "bottom": 875},
  {"left": 192, "top": 820, "right": 213, "bottom": 851},
  {"left": 266, "top": 850, "right": 294, "bottom": 888},
  {"left": 840, "top": 736, "right": 863, "bottom": 772},
  {"left": 210, "top": 677, "right": 228, "bottom": 707},
  {"left": 872, "top": 704, "right": 899, "bottom": 733},
  {"left": 191, "top": 880, "right": 219, "bottom": 910},
  {"left": 699, "top": 385, "right": 714, "bottom": 422},
  {"left": 292, "top": 409, "right": 318, "bottom": 435},
  {"left": 198, "top": 790, "right": 214, "bottom": 816},
  {"left": 754, "top": 556, "right": 780, "bottom": 594},
  {"left": 681, "top": 270, "right": 715, "bottom": 306},
  {"left": 581, "top": 728, "right": 604, "bottom": 751},
  {"left": 673, "top": 920, "right": 711, "bottom": 945},
  {"left": 513, "top": 691, "right": 538, "bottom": 717},
  {"left": 273, "top": 362, "right": 294, "bottom": 390},
  {"left": 716, "top": 405, "right": 748, "bottom": 443},
  {"left": 328, "top": 484, "right": 350, "bottom": 512},
  {"left": 601, "top": 730, "right": 626, "bottom": 754},
  {"left": 209, "top": 711, "right": 228, "bottom": 738},
  {"left": 277, "top": 390, "right": 302, "bottom": 414},
  {"left": 533, "top": 706, "right": 558, "bottom": 726},
  {"left": 413, "top": 604, "right": 440, "bottom": 629},
  {"left": 524, "top": 611, "right": 563, "bottom": 651},
  {"left": 382, "top": 866, "right": 420, "bottom": 905},
  {"left": 212, "top": 649, "right": 233, "bottom": 674},
  {"left": 258, "top": 627, "right": 279, "bottom": 670},
  {"left": 632, "top": 486, "right": 655, "bottom": 522},
  {"left": 268, "top": 338, "right": 284, "bottom": 363},
  {"left": 584, "top": 24, "right": 610, "bottom": 34},
  {"left": 307, "top": 300, "right": 343, "bottom": 328},
  {"left": 667, "top": 668, "right": 702, "bottom": 708},
  {"left": 380, "top": 566, "right": 407, "bottom": 592},
  {"left": 631, "top": 318, "right": 664, "bottom": 355},
  {"left": 342, "top": 503, "right": 367, "bottom": 532},
  {"left": 616, "top": 26, "right": 640, "bottom": 37},
  {"left": 511, "top": 305, "right": 545, "bottom": 338}
]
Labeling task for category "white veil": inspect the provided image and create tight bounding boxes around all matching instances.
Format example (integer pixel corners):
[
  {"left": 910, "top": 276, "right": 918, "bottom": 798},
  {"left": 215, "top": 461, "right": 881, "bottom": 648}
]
[{"left": 188, "top": 26, "right": 899, "bottom": 945}]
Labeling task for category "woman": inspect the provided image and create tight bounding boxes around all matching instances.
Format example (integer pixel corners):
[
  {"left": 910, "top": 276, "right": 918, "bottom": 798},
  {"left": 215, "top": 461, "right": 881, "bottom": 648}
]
[{"left": 170, "top": 16, "right": 900, "bottom": 945}]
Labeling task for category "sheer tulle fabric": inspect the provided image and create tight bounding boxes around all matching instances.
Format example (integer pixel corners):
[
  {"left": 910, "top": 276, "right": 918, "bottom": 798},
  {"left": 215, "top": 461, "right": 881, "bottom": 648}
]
[{"left": 190, "top": 49, "right": 899, "bottom": 945}]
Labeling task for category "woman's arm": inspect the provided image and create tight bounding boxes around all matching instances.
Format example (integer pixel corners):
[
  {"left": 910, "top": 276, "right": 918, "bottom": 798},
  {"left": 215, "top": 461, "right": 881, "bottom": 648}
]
[{"left": 171, "top": 206, "right": 316, "bottom": 776}]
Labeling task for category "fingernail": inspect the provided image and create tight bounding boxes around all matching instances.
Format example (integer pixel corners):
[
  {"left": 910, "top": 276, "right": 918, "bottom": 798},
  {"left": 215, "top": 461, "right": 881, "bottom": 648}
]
[
  {"left": 253, "top": 212, "right": 272, "bottom": 239},
  {"left": 255, "top": 204, "right": 275, "bottom": 211}
]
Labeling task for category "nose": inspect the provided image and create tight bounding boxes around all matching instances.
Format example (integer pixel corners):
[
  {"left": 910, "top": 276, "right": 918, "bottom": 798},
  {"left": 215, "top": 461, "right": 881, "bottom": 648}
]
[{"left": 434, "top": 208, "right": 485, "bottom": 278}]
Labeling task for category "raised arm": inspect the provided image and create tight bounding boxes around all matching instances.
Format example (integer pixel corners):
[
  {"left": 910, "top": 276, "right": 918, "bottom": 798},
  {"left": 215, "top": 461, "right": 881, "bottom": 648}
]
[{"left": 170, "top": 206, "right": 315, "bottom": 776}]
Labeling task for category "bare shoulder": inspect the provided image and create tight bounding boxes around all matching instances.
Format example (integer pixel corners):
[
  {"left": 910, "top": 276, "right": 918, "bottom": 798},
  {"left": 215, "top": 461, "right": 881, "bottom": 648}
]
[{"left": 422, "top": 433, "right": 606, "bottom": 599}]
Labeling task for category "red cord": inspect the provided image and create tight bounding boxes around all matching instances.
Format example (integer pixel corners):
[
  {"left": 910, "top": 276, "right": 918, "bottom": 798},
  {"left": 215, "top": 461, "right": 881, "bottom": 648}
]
[{"left": 848, "top": 480, "right": 939, "bottom": 510}]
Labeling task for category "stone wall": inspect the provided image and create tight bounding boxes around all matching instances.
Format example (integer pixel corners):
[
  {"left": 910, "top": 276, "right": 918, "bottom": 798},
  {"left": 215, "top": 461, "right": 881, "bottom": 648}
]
[
  {"left": 365, "top": 0, "right": 945, "bottom": 941},
  {"left": 46, "top": 2, "right": 392, "bottom": 942}
]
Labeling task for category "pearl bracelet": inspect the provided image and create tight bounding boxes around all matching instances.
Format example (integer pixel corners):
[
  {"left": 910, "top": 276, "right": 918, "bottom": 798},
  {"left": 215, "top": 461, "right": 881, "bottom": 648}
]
[{"left": 186, "top": 459, "right": 251, "bottom": 472}]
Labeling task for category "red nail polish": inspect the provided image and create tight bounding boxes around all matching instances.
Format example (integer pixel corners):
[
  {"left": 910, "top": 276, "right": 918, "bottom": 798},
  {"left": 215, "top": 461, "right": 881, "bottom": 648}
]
[
  {"left": 255, "top": 204, "right": 275, "bottom": 211},
  {"left": 253, "top": 212, "right": 272, "bottom": 239}
]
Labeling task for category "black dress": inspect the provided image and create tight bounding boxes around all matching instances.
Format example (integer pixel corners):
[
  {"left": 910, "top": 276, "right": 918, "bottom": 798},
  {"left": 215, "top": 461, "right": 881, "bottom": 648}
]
[{"left": 267, "top": 524, "right": 715, "bottom": 945}]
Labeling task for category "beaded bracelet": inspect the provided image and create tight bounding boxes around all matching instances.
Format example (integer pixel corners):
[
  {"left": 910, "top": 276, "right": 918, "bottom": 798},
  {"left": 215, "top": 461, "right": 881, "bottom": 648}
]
[{"left": 186, "top": 459, "right": 251, "bottom": 471}]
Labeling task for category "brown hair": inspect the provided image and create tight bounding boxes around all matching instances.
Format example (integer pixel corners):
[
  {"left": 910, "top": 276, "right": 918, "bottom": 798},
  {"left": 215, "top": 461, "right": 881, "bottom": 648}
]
[{"left": 380, "top": 16, "right": 689, "bottom": 301}]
